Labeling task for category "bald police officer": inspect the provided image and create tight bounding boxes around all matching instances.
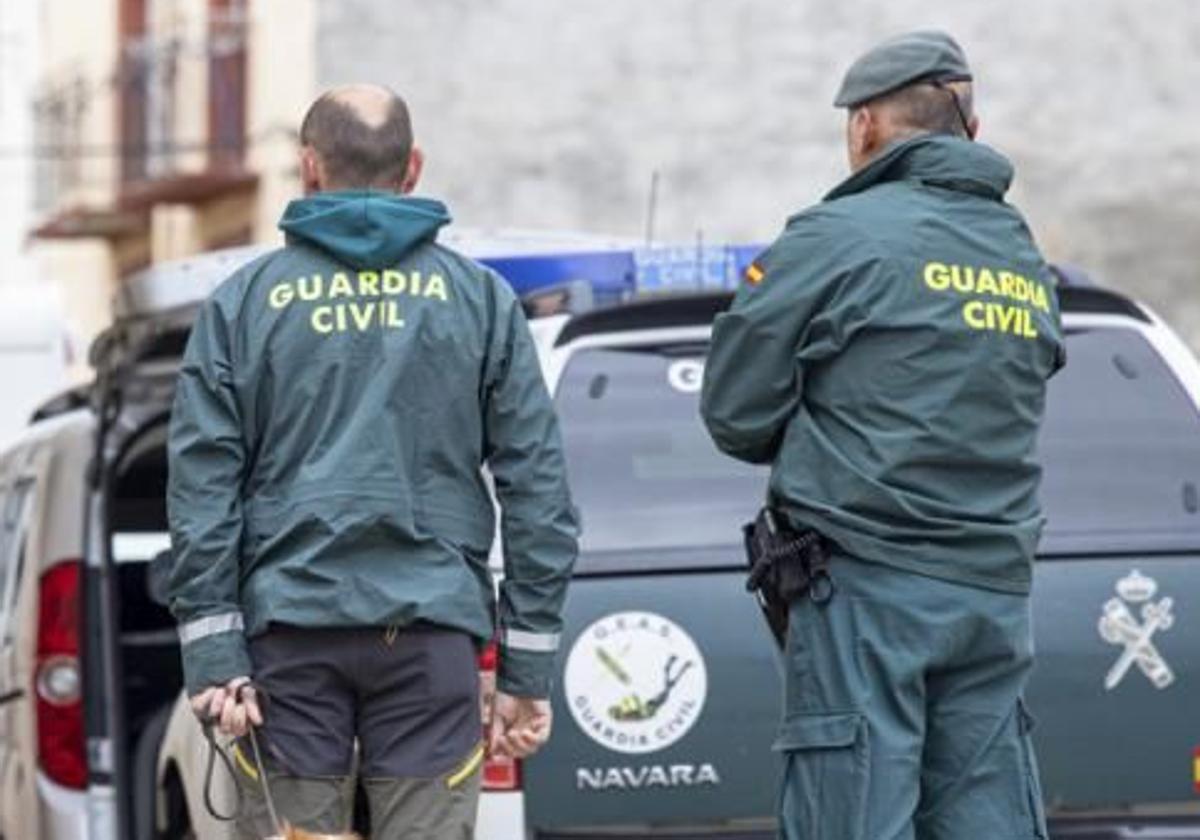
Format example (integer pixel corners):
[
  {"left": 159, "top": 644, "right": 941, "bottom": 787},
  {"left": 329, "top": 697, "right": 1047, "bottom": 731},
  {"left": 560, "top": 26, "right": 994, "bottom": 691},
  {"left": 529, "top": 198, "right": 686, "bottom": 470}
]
[
  {"left": 168, "top": 85, "right": 579, "bottom": 838},
  {"left": 701, "top": 32, "right": 1063, "bottom": 840}
]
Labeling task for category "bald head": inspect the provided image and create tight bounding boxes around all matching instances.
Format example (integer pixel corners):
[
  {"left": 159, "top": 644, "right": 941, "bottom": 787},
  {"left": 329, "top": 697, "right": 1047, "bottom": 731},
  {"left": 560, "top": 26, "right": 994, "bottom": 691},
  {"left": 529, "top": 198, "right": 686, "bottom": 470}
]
[{"left": 299, "top": 84, "right": 417, "bottom": 192}]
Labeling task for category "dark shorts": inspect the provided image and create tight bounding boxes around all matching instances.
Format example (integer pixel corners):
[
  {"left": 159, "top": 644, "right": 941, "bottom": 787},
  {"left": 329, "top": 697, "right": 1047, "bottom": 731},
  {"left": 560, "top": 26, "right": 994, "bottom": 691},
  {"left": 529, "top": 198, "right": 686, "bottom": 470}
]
[{"left": 233, "top": 624, "right": 483, "bottom": 838}]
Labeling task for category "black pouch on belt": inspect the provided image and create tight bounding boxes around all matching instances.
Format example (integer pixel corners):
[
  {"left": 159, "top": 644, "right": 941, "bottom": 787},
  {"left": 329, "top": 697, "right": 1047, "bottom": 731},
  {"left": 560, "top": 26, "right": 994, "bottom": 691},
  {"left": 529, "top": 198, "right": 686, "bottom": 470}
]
[{"left": 742, "top": 507, "right": 833, "bottom": 649}]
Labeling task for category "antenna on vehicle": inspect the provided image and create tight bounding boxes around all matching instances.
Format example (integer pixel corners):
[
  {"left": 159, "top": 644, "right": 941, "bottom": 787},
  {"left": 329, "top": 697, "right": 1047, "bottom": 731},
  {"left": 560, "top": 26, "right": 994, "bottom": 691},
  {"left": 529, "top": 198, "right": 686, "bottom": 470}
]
[{"left": 644, "top": 170, "right": 660, "bottom": 247}]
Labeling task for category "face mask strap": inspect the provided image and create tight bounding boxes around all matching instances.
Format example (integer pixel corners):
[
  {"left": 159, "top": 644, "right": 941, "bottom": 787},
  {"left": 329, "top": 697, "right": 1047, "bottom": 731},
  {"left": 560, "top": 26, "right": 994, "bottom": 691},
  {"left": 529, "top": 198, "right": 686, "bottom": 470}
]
[{"left": 930, "top": 78, "right": 972, "bottom": 139}]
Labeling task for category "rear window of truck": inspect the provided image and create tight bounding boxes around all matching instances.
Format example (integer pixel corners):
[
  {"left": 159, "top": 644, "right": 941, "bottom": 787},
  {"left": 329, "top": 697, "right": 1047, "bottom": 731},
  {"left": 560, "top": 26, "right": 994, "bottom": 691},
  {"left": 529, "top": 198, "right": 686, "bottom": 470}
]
[
  {"left": 555, "top": 326, "right": 1200, "bottom": 568},
  {"left": 1037, "top": 326, "right": 1200, "bottom": 554},
  {"left": 556, "top": 347, "right": 763, "bottom": 563}
]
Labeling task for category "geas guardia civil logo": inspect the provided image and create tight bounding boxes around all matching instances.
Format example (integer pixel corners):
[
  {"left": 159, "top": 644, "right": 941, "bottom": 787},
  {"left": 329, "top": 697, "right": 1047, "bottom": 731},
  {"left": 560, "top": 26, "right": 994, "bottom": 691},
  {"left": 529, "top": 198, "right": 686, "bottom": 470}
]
[{"left": 564, "top": 611, "right": 707, "bottom": 755}]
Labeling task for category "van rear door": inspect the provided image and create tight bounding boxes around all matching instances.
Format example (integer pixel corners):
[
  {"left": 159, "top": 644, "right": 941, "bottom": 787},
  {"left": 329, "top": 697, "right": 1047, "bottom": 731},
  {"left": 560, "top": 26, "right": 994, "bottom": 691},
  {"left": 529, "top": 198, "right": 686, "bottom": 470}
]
[{"left": 0, "top": 444, "right": 51, "bottom": 840}]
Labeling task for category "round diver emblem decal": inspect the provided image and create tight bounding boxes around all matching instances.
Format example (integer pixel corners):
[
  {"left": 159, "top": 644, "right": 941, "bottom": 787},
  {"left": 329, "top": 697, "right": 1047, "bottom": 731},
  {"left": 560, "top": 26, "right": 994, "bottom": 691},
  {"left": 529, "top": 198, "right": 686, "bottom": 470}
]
[{"left": 565, "top": 611, "right": 708, "bottom": 754}]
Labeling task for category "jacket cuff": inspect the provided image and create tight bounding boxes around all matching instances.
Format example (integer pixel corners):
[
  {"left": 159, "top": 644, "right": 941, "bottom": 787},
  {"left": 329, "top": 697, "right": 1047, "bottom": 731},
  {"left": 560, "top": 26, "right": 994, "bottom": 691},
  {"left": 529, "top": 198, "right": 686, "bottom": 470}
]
[
  {"left": 180, "top": 628, "right": 253, "bottom": 697},
  {"left": 498, "top": 647, "right": 557, "bottom": 699}
]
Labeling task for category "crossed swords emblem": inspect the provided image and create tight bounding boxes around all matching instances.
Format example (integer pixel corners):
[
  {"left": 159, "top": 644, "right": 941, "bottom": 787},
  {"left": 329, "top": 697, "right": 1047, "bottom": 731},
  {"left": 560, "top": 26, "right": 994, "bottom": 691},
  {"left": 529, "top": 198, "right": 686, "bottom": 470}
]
[{"left": 1098, "top": 570, "right": 1175, "bottom": 691}]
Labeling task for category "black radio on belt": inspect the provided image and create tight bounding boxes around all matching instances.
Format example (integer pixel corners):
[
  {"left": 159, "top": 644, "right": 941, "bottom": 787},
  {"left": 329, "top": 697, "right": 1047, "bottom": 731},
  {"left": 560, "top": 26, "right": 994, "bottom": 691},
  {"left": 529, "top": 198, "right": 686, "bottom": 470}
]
[{"left": 742, "top": 507, "right": 833, "bottom": 648}]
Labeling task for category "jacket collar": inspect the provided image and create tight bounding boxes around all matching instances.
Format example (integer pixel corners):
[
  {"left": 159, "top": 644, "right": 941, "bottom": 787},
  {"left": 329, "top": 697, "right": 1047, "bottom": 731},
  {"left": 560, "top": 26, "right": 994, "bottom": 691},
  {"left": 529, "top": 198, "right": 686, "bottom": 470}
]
[{"left": 824, "top": 134, "right": 1014, "bottom": 203}]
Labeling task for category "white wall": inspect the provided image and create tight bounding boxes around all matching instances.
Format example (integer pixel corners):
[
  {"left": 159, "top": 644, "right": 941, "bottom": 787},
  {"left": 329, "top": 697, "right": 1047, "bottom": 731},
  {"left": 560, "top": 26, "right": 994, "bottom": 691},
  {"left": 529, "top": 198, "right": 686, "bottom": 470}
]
[
  {"left": 314, "top": 0, "right": 1200, "bottom": 346},
  {"left": 0, "top": 285, "right": 70, "bottom": 446}
]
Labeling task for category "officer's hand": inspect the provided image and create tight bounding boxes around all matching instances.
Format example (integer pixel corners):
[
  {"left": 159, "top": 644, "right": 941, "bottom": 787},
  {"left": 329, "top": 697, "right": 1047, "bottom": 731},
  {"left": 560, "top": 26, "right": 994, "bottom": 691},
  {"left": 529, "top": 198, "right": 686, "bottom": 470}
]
[
  {"left": 488, "top": 692, "right": 552, "bottom": 759},
  {"left": 480, "top": 669, "right": 496, "bottom": 728},
  {"left": 189, "top": 676, "right": 263, "bottom": 737}
]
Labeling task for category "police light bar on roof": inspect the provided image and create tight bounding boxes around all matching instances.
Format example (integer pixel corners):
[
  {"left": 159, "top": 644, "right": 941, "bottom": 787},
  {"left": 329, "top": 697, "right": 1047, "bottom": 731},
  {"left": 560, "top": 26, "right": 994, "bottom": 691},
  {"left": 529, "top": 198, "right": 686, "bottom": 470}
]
[
  {"left": 113, "top": 233, "right": 765, "bottom": 322},
  {"left": 489, "top": 244, "right": 764, "bottom": 307},
  {"left": 633, "top": 245, "right": 743, "bottom": 293}
]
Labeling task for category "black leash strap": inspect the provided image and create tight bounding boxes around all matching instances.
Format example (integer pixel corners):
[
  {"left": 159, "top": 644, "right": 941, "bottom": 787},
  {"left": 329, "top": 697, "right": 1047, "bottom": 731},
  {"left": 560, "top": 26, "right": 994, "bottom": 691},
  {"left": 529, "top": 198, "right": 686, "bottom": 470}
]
[
  {"left": 248, "top": 724, "right": 285, "bottom": 833},
  {"left": 198, "top": 682, "right": 285, "bottom": 836},
  {"left": 201, "top": 722, "right": 243, "bottom": 822}
]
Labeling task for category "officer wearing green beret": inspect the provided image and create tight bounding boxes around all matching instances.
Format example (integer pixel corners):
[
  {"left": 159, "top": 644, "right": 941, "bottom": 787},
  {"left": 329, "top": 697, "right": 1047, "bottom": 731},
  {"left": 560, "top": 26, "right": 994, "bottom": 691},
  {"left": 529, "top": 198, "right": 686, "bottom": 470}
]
[{"left": 701, "top": 31, "right": 1063, "bottom": 840}]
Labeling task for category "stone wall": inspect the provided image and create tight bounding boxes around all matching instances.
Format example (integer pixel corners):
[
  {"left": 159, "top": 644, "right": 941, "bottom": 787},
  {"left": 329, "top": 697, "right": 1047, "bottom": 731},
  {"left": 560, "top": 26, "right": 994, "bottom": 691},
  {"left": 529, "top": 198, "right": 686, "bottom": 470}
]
[{"left": 316, "top": 0, "right": 1200, "bottom": 345}]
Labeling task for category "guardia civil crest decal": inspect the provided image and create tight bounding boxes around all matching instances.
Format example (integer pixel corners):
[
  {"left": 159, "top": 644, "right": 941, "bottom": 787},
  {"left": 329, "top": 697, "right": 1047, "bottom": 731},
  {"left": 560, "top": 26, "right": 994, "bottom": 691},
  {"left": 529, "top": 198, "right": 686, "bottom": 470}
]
[{"left": 1098, "top": 570, "right": 1175, "bottom": 690}]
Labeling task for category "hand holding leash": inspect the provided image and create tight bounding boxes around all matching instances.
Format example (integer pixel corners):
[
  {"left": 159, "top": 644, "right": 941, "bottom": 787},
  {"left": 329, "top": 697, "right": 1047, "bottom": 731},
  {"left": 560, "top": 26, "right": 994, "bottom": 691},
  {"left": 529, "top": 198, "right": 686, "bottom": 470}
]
[
  {"left": 193, "top": 679, "right": 286, "bottom": 835},
  {"left": 190, "top": 676, "right": 264, "bottom": 737}
]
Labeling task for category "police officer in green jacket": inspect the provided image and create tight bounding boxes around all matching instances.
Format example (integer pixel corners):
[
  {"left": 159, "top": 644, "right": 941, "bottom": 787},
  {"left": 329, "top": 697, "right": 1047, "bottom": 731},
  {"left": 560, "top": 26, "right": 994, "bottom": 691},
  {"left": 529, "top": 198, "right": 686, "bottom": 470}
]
[
  {"left": 167, "top": 84, "right": 579, "bottom": 838},
  {"left": 701, "top": 32, "right": 1064, "bottom": 840}
]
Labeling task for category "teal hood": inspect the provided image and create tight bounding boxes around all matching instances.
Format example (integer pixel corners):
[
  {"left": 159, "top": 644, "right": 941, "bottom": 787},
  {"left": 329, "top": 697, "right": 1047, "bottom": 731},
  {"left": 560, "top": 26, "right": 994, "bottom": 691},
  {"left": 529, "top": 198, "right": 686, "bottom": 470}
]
[
  {"left": 278, "top": 191, "right": 452, "bottom": 269},
  {"left": 826, "top": 134, "right": 1014, "bottom": 203}
]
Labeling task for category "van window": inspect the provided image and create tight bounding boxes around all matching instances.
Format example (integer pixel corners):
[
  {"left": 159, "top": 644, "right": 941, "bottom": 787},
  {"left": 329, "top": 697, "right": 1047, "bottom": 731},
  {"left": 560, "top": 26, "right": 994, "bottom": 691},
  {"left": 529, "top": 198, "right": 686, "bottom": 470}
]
[
  {"left": 0, "top": 475, "right": 35, "bottom": 640},
  {"left": 556, "top": 348, "right": 763, "bottom": 567},
  {"left": 555, "top": 326, "right": 1200, "bottom": 570},
  {"left": 1037, "top": 327, "right": 1200, "bottom": 554}
]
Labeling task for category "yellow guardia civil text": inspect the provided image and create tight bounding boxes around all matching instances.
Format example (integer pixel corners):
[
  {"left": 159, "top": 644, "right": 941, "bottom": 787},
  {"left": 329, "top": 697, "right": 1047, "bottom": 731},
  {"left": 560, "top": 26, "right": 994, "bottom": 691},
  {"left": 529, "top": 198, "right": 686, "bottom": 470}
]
[
  {"left": 267, "top": 269, "right": 451, "bottom": 335},
  {"left": 922, "top": 262, "right": 1051, "bottom": 339}
]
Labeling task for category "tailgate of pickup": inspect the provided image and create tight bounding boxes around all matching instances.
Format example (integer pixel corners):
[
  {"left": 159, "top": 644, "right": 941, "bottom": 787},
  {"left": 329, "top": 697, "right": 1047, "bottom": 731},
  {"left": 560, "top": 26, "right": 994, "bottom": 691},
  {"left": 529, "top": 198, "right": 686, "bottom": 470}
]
[
  {"left": 523, "top": 570, "right": 781, "bottom": 835},
  {"left": 1030, "top": 554, "right": 1200, "bottom": 812}
]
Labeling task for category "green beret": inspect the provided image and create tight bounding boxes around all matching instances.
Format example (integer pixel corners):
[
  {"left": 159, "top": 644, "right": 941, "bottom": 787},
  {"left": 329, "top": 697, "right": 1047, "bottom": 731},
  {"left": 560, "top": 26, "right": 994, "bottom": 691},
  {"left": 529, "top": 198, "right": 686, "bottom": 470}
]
[{"left": 834, "top": 30, "right": 972, "bottom": 108}]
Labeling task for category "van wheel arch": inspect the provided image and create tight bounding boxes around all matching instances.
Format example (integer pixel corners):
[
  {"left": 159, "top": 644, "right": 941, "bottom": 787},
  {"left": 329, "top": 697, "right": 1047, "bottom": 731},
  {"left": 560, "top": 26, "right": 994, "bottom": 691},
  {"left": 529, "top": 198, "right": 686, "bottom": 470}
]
[{"left": 157, "top": 761, "right": 195, "bottom": 840}]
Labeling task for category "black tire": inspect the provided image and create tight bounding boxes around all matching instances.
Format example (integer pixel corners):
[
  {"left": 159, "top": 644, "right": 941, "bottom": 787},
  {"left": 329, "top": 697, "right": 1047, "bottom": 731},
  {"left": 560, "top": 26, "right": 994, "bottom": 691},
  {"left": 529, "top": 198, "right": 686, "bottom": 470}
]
[
  {"left": 157, "top": 769, "right": 195, "bottom": 840},
  {"left": 130, "top": 701, "right": 182, "bottom": 840}
]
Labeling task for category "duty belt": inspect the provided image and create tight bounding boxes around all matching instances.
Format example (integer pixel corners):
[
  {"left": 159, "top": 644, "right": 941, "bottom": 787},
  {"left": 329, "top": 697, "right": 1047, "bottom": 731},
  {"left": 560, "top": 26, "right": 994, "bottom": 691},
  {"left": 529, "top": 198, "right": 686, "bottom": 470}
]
[{"left": 742, "top": 507, "right": 834, "bottom": 647}]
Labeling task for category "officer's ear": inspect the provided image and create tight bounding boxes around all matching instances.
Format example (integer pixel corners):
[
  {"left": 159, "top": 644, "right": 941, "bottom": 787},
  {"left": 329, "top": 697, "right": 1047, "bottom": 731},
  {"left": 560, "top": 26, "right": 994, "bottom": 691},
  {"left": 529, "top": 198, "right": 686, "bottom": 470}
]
[
  {"left": 846, "top": 107, "right": 877, "bottom": 172},
  {"left": 300, "top": 146, "right": 324, "bottom": 195},
  {"left": 966, "top": 115, "right": 980, "bottom": 141},
  {"left": 399, "top": 146, "right": 424, "bottom": 195}
]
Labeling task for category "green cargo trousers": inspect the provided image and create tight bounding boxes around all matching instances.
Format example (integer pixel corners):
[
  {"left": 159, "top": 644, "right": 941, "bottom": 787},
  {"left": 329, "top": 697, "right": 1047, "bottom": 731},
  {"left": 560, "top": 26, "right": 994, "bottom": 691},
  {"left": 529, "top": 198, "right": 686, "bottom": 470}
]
[{"left": 777, "top": 552, "right": 1048, "bottom": 840}]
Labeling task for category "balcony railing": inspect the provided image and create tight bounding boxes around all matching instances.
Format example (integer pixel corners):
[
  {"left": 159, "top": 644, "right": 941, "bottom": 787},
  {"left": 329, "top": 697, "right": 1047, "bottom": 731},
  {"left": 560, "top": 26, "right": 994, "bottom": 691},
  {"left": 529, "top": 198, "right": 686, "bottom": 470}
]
[{"left": 31, "top": 3, "right": 249, "bottom": 216}]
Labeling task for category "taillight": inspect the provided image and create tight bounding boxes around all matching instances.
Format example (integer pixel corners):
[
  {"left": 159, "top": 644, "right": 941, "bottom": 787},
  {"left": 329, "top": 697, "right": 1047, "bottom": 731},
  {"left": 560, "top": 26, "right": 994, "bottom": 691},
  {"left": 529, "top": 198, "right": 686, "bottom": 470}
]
[
  {"left": 479, "top": 641, "right": 522, "bottom": 792},
  {"left": 483, "top": 751, "right": 522, "bottom": 791},
  {"left": 35, "top": 560, "right": 86, "bottom": 790},
  {"left": 478, "top": 641, "right": 498, "bottom": 673}
]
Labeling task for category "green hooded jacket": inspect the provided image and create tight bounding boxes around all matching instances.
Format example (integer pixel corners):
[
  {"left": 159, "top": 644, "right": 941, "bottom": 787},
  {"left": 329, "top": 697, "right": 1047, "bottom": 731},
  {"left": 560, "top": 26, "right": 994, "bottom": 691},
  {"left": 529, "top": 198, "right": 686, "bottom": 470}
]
[
  {"left": 167, "top": 191, "right": 579, "bottom": 697},
  {"left": 701, "top": 136, "right": 1065, "bottom": 593}
]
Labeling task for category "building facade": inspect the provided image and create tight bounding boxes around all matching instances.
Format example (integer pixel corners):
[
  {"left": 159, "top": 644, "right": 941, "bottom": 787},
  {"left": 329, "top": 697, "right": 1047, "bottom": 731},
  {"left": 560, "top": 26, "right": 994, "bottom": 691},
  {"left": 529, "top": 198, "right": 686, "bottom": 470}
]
[
  {"left": 29, "top": 0, "right": 316, "bottom": 359},
  {"left": 313, "top": 0, "right": 1200, "bottom": 346},
  {"left": 26, "top": 0, "right": 1200, "bottom": 353},
  {"left": 1, "top": 0, "right": 38, "bottom": 283}
]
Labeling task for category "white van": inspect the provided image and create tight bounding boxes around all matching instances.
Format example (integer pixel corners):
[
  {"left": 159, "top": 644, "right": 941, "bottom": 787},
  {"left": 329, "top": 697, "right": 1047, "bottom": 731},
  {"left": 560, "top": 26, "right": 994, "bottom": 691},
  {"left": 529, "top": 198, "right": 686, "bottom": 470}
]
[{"left": 0, "top": 246, "right": 261, "bottom": 840}]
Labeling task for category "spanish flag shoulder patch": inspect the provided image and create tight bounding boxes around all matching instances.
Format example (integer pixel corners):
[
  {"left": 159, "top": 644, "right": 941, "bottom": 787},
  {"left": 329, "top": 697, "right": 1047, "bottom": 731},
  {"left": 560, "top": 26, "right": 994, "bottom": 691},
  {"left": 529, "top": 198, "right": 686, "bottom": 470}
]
[{"left": 745, "top": 261, "right": 766, "bottom": 286}]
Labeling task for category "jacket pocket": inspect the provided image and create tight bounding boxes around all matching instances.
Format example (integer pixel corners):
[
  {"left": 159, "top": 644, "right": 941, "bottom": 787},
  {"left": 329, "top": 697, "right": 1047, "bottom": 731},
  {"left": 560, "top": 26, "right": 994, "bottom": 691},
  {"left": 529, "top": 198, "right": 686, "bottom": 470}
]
[
  {"left": 1016, "top": 699, "right": 1049, "bottom": 839},
  {"left": 773, "top": 713, "right": 868, "bottom": 840}
]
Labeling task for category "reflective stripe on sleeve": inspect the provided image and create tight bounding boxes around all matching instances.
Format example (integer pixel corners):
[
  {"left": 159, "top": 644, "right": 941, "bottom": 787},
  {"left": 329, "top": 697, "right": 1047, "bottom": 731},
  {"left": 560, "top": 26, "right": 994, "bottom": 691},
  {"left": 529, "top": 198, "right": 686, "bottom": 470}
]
[
  {"left": 178, "top": 612, "right": 245, "bottom": 645},
  {"left": 502, "top": 629, "right": 561, "bottom": 653}
]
